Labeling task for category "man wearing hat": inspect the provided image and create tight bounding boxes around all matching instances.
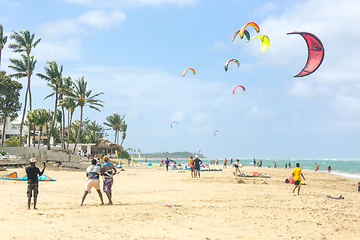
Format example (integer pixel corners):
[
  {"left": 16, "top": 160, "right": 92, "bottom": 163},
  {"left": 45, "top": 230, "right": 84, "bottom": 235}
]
[
  {"left": 25, "top": 158, "right": 46, "bottom": 210},
  {"left": 101, "top": 156, "right": 117, "bottom": 205}
]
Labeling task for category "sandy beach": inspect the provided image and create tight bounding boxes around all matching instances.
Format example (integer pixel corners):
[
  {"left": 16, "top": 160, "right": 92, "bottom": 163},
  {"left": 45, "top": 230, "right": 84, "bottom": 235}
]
[{"left": 0, "top": 164, "right": 359, "bottom": 240}]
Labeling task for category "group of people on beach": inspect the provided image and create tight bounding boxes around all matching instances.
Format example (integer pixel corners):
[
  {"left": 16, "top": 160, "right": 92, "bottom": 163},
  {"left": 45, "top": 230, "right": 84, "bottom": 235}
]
[{"left": 189, "top": 155, "right": 203, "bottom": 178}]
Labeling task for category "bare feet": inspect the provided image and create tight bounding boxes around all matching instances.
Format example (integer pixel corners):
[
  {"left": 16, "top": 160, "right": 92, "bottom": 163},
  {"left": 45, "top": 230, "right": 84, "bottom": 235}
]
[{"left": 107, "top": 202, "right": 113, "bottom": 205}]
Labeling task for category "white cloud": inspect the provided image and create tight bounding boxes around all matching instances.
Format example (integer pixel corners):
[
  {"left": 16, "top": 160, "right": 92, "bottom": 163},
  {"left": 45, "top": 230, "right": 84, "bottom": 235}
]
[
  {"left": 64, "top": 0, "right": 197, "bottom": 8},
  {"left": 38, "top": 10, "right": 126, "bottom": 38}
]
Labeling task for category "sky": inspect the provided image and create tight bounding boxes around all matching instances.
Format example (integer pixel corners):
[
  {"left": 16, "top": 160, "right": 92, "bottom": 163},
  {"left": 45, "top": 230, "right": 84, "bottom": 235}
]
[{"left": 0, "top": 0, "right": 359, "bottom": 159}]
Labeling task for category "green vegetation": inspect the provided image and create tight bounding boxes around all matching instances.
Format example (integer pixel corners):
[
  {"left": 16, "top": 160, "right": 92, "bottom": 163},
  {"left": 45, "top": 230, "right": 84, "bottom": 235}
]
[{"left": 0, "top": 71, "right": 22, "bottom": 145}]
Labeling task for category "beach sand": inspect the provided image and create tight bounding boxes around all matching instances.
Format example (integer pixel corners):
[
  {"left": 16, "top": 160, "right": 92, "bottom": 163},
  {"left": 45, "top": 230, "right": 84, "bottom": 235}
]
[{"left": 0, "top": 164, "right": 359, "bottom": 240}]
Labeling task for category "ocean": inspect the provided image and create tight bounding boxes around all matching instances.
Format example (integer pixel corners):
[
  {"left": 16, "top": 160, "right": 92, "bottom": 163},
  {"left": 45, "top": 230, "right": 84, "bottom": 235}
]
[{"left": 138, "top": 158, "right": 360, "bottom": 179}]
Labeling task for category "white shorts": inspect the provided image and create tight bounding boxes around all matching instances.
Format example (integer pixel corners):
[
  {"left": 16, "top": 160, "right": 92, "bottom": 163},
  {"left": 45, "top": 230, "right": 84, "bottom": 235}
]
[{"left": 85, "top": 180, "right": 100, "bottom": 191}]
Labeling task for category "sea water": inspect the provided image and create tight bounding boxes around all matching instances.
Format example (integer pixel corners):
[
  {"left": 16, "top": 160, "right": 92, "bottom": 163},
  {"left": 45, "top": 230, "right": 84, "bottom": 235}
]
[{"left": 138, "top": 158, "right": 360, "bottom": 179}]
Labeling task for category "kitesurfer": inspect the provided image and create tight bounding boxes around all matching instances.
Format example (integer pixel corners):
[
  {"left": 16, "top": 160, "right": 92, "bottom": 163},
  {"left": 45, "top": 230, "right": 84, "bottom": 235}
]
[
  {"left": 101, "top": 156, "right": 117, "bottom": 205},
  {"left": 81, "top": 159, "right": 104, "bottom": 206},
  {"left": 25, "top": 158, "right": 45, "bottom": 210}
]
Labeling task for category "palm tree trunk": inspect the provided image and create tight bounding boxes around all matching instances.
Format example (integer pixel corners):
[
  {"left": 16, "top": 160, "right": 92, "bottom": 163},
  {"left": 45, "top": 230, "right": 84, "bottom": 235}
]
[
  {"left": 38, "top": 128, "right": 42, "bottom": 149},
  {"left": 27, "top": 53, "right": 32, "bottom": 147},
  {"left": 32, "top": 124, "right": 36, "bottom": 147},
  {"left": 27, "top": 125, "right": 31, "bottom": 147},
  {"left": 19, "top": 86, "right": 29, "bottom": 146},
  {"left": 1, "top": 117, "right": 6, "bottom": 146},
  {"left": 73, "top": 107, "right": 83, "bottom": 154},
  {"left": 62, "top": 106, "right": 66, "bottom": 150},
  {"left": 67, "top": 111, "right": 73, "bottom": 150},
  {"left": 47, "top": 88, "right": 58, "bottom": 150},
  {"left": 59, "top": 122, "right": 63, "bottom": 150}
]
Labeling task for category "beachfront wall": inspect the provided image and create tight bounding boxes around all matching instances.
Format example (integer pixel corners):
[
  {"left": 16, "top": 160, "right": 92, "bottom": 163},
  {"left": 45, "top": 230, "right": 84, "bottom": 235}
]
[{"left": 0, "top": 147, "right": 81, "bottom": 163}]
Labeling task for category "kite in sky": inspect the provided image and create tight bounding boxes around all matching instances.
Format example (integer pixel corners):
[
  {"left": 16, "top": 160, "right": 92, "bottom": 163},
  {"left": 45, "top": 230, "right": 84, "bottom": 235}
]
[
  {"left": 287, "top": 31, "right": 325, "bottom": 77},
  {"left": 214, "top": 130, "right": 219, "bottom": 136},
  {"left": 250, "top": 34, "right": 270, "bottom": 52},
  {"left": 225, "top": 59, "right": 240, "bottom": 71},
  {"left": 170, "top": 121, "right": 178, "bottom": 129},
  {"left": 240, "top": 22, "right": 260, "bottom": 39},
  {"left": 183, "top": 68, "right": 195, "bottom": 77},
  {"left": 232, "top": 29, "right": 250, "bottom": 42},
  {"left": 232, "top": 85, "right": 246, "bottom": 95}
]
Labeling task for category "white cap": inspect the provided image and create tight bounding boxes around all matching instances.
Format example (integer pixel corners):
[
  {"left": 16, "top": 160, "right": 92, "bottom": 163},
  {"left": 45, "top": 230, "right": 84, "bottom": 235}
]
[
  {"left": 195, "top": 155, "right": 198, "bottom": 158},
  {"left": 29, "top": 158, "right": 37, "bottom": 163}
]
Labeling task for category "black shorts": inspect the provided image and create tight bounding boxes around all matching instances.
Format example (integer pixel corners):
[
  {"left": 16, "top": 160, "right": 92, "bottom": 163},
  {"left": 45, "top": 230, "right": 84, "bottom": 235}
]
[
  {"left": 294, "top": 180, "right": 301, "bottom": 186},
  {"left": 27, "top": 183, "right": 39, "bottom": 197}
]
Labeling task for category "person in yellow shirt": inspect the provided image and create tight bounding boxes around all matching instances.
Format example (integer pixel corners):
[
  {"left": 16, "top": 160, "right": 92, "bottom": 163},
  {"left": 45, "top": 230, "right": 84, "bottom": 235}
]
[{"left": 292, "top": 163, "right": 306, "bottom": 195}]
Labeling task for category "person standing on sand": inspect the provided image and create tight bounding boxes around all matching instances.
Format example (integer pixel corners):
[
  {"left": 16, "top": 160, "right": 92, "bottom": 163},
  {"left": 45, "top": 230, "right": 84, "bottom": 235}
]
[
  {"left": 25, "top": 158, "right": 46, "bottom": 210},
  {"left": 165, "top": 158, "right": 170, "bottom": 171},
  {"left": 253, "top": 158, "right": 256, "bottom": 167},
  {"left": 223, "top": 158, "right": 227, "bottom": 169},
  {"left": 216, "top": 159, "right": 219, "bottom": 165},
  {"left": 81, "top": 159, "right": 104, "bottom": 206},
  {"left": 189, "top": 155, "right": 195, "bottom": 178},
  {"left": 327, "top": 165, "right": 331, "bottom": 173},
  {"left": 193, "top": 155, "right": 203, "bottom": 178},
  {"left": 101, "top": 156, "right": 117, "bottom": 205},
  {"left": 358, "top": 182, "right": 360, "bottom": 192},
  {"left": 233, "top": 159, "right": 242, "bottom": 179},
  {"left": 292, "top": 163, "right": 306, "bottom": 195}
]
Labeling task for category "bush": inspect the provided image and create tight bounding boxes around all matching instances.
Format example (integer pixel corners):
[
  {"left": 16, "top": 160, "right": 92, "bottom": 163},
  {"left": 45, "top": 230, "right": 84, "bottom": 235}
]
[
  {"left": 0, "top": 150, "right": 6, "bottom": 156},
  {"left": 119, "top": 149, "right": 129, "bottom": 159}
]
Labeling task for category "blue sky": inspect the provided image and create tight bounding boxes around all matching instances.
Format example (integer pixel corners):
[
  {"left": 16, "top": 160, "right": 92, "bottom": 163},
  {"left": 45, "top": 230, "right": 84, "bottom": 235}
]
[{"left": 1, "top": 0, "right": 359, "bottom": 159}]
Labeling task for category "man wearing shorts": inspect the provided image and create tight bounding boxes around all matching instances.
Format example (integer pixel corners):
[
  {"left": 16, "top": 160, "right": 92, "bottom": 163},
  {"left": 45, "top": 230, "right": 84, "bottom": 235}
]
[
  {"left": 292, "top": 163, "right": 306, "bottom": 195},
  {"left": 189, "top": 155, "right": 195, "bottom": 178},
  {"left": 25, "top": 158, "right": 45, "bottom": 210},
  {"left": 101, "top": 156, "right": 117, "bottom": 205},
  {"left": 81, "top": 159, "right": 104, "bottom": 206},
  {"left": 233, "top": 159, "right": 242, "bottom": 179},
  {"left": 193, "top": 155, "right": 203, "bottom": 178}
]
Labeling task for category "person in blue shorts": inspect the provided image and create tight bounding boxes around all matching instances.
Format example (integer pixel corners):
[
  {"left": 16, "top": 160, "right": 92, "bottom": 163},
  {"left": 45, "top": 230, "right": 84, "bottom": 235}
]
[{"left": 193, "top": 155, "right": 203, "bottom": 178}]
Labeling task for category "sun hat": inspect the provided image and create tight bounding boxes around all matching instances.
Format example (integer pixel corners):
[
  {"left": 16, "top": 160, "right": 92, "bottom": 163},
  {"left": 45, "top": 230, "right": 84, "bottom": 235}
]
[
  {"left": 29, "top": 158, "right": 37, "bottom": 163},
  {"left": 195, "top": 155, "right": 198, "bottom": 158},
  {"left": 103, "top": 156, "right": 110, "bottom": 162}
]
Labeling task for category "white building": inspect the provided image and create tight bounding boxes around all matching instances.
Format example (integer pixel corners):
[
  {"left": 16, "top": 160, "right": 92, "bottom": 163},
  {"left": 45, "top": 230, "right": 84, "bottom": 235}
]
[{"left": 0, "top": 116, "right": 28, "bottom": 143}]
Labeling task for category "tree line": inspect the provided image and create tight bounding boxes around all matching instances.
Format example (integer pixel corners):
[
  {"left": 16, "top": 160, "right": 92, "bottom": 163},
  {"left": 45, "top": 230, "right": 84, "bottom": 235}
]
[{"left": 0, "top": 24, "right": 128, "bottom": 154}]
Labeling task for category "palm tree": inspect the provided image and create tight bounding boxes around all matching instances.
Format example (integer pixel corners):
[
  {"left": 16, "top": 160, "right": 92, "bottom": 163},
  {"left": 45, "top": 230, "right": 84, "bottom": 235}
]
[
  {"left": 119, "top": 121, "right": 128, "bottom": 152},
  {"left": 104, "top": 114, "right": 125, "bottom": 144},
  {"left": 36, "top": 109, "right": 47, "bottom": 149},
  {"left": 65, "top": 76, "right": 104, "bottom": 153},
  {"left": 36, "top": 60, "right": 63, "bottom": 150},
  {"left": 60, "top": 96, "right": 76, "bottom": 150},
  {"left": 26, "top": 109, "right": 38, "bottom": 147},
  {"left": 8, "top": 54, "right": 37, "bottom": 145},
  {"left": 55, "top": 109, "right": 63, "bottom": 148},
  {"left": 8, "top": 29, "right": 41, "bottom": 146},
  {"left": 0, "top": 24, "right": 8, "bottom": 70}
]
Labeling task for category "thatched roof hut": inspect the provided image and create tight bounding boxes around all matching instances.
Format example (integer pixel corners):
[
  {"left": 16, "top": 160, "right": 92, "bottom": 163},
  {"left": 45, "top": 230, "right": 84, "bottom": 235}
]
[{"left": 96, "top": 138, "right": 121, "bottom": 150}]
